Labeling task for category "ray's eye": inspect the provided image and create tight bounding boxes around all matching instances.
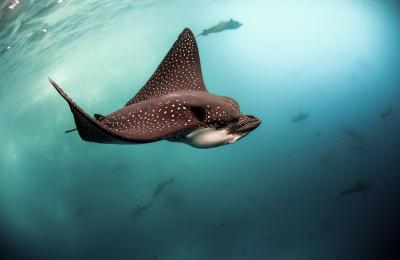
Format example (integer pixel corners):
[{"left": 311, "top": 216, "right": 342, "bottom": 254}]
[{"left": 191, "top": 106, "right": 206, "bottom": 121}]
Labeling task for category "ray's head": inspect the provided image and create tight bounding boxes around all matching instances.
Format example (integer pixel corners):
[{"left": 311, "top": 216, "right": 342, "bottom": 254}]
[
  {"left": 190, "top": 93, "right": 261, "bottom": 139},
  {"left": 206, "top": 96, "right": 261, "bottom": 143},
  {"left": 178, "top": 93, "right": 261, "bottom": 148},
  {"left": 223, "top": 114, "right": 261, "bottom": 142}
]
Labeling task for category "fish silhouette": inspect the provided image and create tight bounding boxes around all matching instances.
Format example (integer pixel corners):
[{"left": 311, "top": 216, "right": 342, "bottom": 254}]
[{"left": 198, "top": 19, "right": 242, "bottom": 37}]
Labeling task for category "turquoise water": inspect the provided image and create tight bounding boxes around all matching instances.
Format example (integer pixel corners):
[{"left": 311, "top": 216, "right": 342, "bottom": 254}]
[{"left": 1, "top": 0, "right": 400, "bottom": 259}]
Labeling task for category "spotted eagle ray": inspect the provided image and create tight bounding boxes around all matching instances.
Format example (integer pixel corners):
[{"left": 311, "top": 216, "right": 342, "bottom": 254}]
[{"left": 49, "top": 28, "right": 260, "bottom": 148}]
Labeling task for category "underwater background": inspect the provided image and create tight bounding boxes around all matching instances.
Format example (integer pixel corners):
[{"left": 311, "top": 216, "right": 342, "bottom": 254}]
[{"left": 1, "top": 0, "right": 400, "bottom": 259}]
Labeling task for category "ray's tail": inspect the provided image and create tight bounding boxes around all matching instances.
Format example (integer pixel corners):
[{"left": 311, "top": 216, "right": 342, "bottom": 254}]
[
  {"left": 65, "top": 128, "right": 77, "bottom": 134},
  {"left": 48, "top": 77, "right": 124, "bottom": 143}
]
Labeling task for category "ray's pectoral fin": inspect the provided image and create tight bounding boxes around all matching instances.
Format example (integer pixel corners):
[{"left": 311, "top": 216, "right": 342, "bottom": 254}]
[
  {"left": 125, "top": 28, "right": 208, "bottom": 106},
  {"left": 49, "top": 78, "right": 126, "bottom": 144}
]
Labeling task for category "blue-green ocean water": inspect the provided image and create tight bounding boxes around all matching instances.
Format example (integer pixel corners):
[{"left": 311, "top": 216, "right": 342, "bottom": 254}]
[{"left": 1, "top": 0, "right": 400, "bottom": 259}]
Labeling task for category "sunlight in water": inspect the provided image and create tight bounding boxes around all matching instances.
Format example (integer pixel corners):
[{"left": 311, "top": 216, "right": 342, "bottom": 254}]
[{"left": 0, "top": 1, "right": 399, "bottom": 259}]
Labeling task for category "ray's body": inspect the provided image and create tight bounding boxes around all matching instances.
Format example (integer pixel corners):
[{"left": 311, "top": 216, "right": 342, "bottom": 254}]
[{"left": 49, "top": 28, "right": 260, "bottom": 148}]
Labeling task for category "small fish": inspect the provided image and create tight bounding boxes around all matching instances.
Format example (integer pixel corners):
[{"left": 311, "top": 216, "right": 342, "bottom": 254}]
[
  {"left": 76, "top": 205, "right": 91, "bottom": 218},
  {"left": 152, "top": 177, "right": 174, "bottom": 199},
  {"left": 240, "top": 249, "right": 248, "bottom": 255},
  {"left": 351, "top": 144, "right": 367, "bottom": 154},
  {"left": 335, "top": 180, "right": 371, "bottom": 200},
  {"left": 291, "top": 112, "right": 309, "bottom": 123},
  {"left": 198, "top": 19, "right": 242, "bottom": 37},
  {"left": 380, "top": 105, "right": 393, "bottom": 120},
  {"left": 219, "top": 221, "right": 227, "bottom": 227},
  {"left": 309, "top": 217, "right": 334, "bottom": 240},
  {"left": 320, "top": 151, "right": 334, "bottom": 165},
  {"left": 130, "top": 201, "right": 153, "bottom": 219},
  {"left": 344, "top": 128, "right": 364, "bottom": 144}
]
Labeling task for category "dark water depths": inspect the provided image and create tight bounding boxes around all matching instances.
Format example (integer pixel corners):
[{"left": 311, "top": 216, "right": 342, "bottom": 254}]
[{"left": 1, "top": 0, "right": 400, "bottom": 259}]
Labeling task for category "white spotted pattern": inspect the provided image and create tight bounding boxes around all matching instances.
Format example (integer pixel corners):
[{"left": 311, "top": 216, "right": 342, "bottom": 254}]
[
  {"left": 49, "top": 28, "right": 249, "bottom": 145},
  {"left": 125, "top": 28, "right": 207, "bottom": 106},
  {"left": 102, "top": 91, "right": 240, "bottom": 141}
]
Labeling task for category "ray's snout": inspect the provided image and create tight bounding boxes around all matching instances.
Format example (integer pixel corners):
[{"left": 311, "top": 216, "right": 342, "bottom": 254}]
[
  {"left": 241, "top": 115, "right": 261, "bottom": 132},
  {"left": 228, "top": 114, "right": 261, "bottom": 135}
]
